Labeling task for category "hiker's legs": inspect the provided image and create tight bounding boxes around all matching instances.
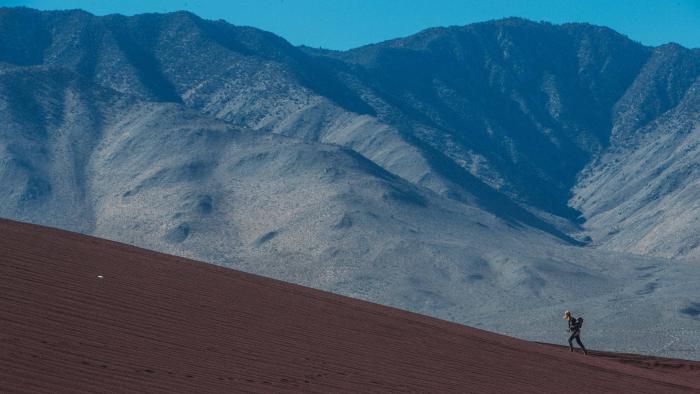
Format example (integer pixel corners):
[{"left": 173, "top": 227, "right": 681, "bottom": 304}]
[
  {"left": 575, "top": 335, "right": 587, "bottom": 354},
  {"left": 568, "top": 333, "right": 575, "bottom": 351},
  {"left": 568, "top": 333, "right": 587, "bottom": 353}
]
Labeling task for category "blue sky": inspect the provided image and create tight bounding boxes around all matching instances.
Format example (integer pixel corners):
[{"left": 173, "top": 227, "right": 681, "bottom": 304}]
[{"left": 4, "top": 0, "right": 700, "bottom": 50}]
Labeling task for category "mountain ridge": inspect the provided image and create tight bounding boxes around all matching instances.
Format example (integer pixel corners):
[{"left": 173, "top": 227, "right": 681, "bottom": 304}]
[{"left": 2, "top": 8, "right": 692, "bottom": 228}]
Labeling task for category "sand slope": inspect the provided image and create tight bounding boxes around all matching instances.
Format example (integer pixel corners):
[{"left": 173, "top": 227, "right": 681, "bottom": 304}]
[{"left": 1, "top": 219, "right": 699, "bottom": 393}]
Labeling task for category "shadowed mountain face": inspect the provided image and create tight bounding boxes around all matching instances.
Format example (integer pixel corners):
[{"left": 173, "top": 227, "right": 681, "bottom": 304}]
[
  {"left": 324, "top": 20, "right": 651, "bottom": 219},
  {"left": 573, "top": 64, "right": 700, "bottom": 258},
  {"left": 2, "top": 7, "right": 700, "bottom": 358}
]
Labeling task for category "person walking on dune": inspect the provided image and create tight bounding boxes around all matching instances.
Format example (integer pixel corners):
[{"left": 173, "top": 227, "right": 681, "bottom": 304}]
[{"left": 564, "top": 310, "right": 588, "bottom": 355}]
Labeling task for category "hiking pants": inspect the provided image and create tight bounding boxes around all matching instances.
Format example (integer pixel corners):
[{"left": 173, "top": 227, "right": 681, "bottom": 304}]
[{"left": 568, "top": 331, "right": 586, "bottom": 352}]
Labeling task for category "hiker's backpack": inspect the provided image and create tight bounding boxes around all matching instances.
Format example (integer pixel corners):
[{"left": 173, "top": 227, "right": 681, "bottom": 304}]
[{"left": 577, "top": 317, "right": 584, "bottom": 328}]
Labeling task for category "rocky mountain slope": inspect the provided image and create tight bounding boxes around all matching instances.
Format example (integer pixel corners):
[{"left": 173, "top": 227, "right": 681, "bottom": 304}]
[
  {"left": 572, "top": 45, "right": 700, "bottom": 258},
  {"left": 0, "top": 8, "right": 571, "bottom": 239},
  {"left": 3, "top": 8, "right": 699, "bottom": 257}
]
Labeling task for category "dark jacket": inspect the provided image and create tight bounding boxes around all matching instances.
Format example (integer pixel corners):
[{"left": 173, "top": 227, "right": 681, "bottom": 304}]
[{"left": 568, "top": 317, "right": 582, "bottom": 333}]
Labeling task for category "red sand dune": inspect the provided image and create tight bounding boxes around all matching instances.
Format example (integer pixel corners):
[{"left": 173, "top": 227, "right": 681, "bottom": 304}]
[{"left": 1, "top": 219, "right": 699, "bottom": 393}]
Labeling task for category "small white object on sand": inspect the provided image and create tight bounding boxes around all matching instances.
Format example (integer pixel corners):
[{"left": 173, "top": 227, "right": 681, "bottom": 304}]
[{"left": 97, "top": 275, "right": 104, "bottom": 279}]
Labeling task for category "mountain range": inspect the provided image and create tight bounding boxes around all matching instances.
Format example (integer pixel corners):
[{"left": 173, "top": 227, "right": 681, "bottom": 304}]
[{"left": 1, "top": 7, "right": 699, "bottom": 359}]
